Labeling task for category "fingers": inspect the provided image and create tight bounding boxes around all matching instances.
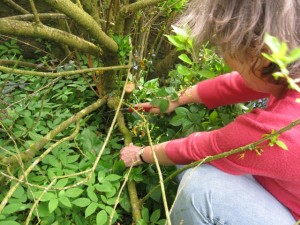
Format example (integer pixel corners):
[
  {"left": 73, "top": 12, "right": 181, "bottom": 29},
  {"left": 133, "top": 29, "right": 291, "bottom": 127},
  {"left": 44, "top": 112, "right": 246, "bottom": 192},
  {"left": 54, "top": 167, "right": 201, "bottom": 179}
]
[{"left": 120, "top": 144, "right": 142, "bottom": 167}]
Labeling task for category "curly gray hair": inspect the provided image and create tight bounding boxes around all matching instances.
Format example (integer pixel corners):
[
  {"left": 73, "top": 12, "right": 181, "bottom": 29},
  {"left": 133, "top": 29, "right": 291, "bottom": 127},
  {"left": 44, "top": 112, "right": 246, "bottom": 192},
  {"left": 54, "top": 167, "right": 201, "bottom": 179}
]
[{"left": 177, "top": 0, "right": 300, "bottom": 81}]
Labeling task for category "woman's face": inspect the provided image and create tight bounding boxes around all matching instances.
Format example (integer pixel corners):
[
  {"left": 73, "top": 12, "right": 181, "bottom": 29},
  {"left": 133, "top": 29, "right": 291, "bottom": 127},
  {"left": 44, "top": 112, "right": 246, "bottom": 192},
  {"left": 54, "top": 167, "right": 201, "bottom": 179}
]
[{"left": 222, "top": 53, "right": 284, "bottom": 96}]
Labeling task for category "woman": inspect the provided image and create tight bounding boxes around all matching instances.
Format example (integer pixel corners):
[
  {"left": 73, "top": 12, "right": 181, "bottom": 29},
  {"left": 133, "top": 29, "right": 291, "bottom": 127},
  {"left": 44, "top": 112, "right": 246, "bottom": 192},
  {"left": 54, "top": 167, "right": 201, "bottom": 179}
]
[{"left": 120, "top": 1, "right": 300, "bottom": 224}]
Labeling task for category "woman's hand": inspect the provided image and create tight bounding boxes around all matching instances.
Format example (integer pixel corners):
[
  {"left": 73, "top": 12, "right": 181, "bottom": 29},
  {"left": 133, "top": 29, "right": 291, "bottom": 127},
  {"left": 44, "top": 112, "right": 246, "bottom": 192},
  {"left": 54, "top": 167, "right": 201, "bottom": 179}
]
[
  {"left": 120, "top": 143, "right": 143, "bottom": 167},
  {"left": 136, "top": 101, "right": 179, "bottom": 114}
]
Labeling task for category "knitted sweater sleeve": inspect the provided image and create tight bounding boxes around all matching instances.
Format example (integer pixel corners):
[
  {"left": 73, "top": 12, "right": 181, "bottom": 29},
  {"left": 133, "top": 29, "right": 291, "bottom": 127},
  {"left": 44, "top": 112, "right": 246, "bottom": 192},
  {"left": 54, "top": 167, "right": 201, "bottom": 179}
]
[{"left": 197, "top": 71, "right": 268, "bottom": 108}]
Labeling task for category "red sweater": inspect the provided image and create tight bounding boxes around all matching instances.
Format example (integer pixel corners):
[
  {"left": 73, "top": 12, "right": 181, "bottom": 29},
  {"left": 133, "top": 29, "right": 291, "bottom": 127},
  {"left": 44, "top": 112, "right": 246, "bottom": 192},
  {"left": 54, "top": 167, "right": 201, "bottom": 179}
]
[{"left": 165, "top": 72, "right": 300, "bottom": 220}]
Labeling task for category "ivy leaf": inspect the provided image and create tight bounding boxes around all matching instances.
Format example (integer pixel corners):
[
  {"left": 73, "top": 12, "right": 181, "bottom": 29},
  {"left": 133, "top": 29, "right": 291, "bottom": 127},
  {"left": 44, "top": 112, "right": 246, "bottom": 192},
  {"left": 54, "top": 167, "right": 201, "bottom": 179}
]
[
  {"left": 96, "top": 210, "right": 108, "bottom": 225},
  {"left": 275, "top": 140, "right": 288, "bottom": 150},
  {"left": 85, "top": 202, "right": 98, "bottom": 218},
  {"left": 48, "top": 198, "right": 59, "bottom": 213}
]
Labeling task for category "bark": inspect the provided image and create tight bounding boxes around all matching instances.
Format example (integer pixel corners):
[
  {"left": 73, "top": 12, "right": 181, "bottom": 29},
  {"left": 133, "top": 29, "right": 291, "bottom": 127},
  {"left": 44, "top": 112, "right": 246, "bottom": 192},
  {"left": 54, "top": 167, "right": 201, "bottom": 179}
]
[
  {"left": 0, "top": 19, "right": 102, "bottom": 57},
  {"left": 44, "top": 0, "right": 118, "bottom": 53},
  {"left": 2, "top": 13, "right": 67, "bottom": 21}
]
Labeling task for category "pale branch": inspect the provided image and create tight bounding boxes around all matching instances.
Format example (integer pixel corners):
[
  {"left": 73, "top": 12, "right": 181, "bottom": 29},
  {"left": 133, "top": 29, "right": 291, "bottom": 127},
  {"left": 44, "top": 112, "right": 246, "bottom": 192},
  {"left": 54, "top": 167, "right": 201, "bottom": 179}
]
[
  {"left": 28, "top": 0, "right": 41, "bottom": 24},
  {"left": 0, "top": 64, "right": 131, "bottom": 77},
  {"left": 0, "top": 19, "right": 102, "bottom": 57},
  {"left": 109, "top": 166, "right": 134, "bottom": 225},
  {"left": 0, "top": 59, "right": 53, "bottom": 71},
  {"left": 141, "top": 117, "right": 300, "bottom": 204},
  {"left": 120, "top": 0, "right": 168, "bottom": 15},
  {"left": 146, "top": 123, "right": 171, "bottom": 225},
  {"left": 44, "top": 0, "right": 118, "bottom": 53},
  {"left": 1, "top": 97, "right": 108, "bottom": 165},
  {"left": 2, "top": 0, "right": 29, "bottom": 14},
  {"left": 2, "top": 13, "right": 67, "bottom": 21}
]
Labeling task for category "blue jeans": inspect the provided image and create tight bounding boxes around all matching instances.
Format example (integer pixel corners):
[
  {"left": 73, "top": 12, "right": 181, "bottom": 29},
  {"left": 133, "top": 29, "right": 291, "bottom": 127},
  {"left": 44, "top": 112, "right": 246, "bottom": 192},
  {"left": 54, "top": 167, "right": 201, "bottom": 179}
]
[{"left": 170, "top": 164, "right": 296, "bottom": 225}]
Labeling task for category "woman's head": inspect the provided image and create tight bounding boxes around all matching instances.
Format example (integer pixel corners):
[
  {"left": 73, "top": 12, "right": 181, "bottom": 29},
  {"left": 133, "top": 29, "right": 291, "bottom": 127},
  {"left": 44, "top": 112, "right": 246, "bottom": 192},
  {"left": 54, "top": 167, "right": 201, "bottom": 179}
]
[{"left": 177, "top": 0, "right": 300, "bottom": 83}]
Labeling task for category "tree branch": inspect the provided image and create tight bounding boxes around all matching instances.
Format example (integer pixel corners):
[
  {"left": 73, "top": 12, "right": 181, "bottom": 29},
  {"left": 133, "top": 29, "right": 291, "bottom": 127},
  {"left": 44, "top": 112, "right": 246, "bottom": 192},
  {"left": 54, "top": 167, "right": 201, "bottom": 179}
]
[
  {"left": 121, "top": 0, "right": 167, "bottom": 15},
  {"left": 0, "top": 64, "right": 131, "bottom": 77},
  {"left": 0, "top": 19, "right": 102, "bottom": 56},
  {"left": 2, "top": 13, "right": 67, "bottom": 21},
  {"left": 44, "top": 0, "right": 118, "bottom": 53},
  {"left": 2, "top": 0, "right": 29, "bottom": 14}
]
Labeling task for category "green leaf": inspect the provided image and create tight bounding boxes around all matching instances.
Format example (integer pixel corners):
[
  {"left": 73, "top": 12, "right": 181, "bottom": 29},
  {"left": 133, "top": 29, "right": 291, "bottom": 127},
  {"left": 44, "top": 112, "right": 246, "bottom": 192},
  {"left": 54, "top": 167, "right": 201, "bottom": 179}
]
[
  {"left": 48, "top": 198, "right": 59, "bottom": 213},
  {"left": 72, "top": 198, "right": 91, "bottom": 207},
  {"left": 150, "top": 209, "right": 161, "bottom": 223},
  {"left": 177, "top": 64, "right": 191, "bottom": 75},
  {"left": 141, "top": 208, "right": 149, "bottom": 222},
  {"left": 2, "top": 203, "right": 27, "bottom": 214},
  {"left": 0, "top": 221, "right": 21, "bottom": 225},
  {"left": 165, "top": 35, "right": 185, "bottom": 50},
  {"left": 150, "top": 98, "right": 169, "bottom": 113},
  {"left": 24, "top": 116, "right": 33, "bottom": 128},
  {"left": 65, "top": 188, "right": 84, "bottom": 198},
  {"left": 264, "top": 33, "right": 281, "bottom": 54},
  {"left": 59, "top": 196, "right": 72, "bottom": 208},
  {"left": 103, "top": 174, "right": 122, "bottom": 182},
  {"left": 33, "top": 191, "right": 56, "bottom": 202},
  {"left": 178, "top": 54, "right": 193, "bottom": 65},
  {"left": 85, "top": 202, "right": 98, "bottom": 218},
  {"left": 87, "top": 186, "right": 98, "bottom": 202},
  {"left": 209, "top": 110, "right": 218, "bottom": 121},
  {"left": 96, "top": 210, "right": 108, "bottom": 225},
  {"left": 198, "top": 69, "right": 215, "bottom": 79},
  {"left": 95, "top": 182, "right": 113, "bottom": 193},
  {"left": 54, "top": 178, "right": 68, "bottom": 188},
  {"left": 175, "top": 107, "right": 189, "bottom": 115},
  {"left": 286, "top": 47, "right": 300, "bottom": 64},
  {"left": 12, "top": 185, "right": 25, "bottom": 199},
  {"left": 98, "top": 171, "right": 106, "bottom": 183},
  {"left": 276, "top": 140, "right": 288, "bottom": 150}
]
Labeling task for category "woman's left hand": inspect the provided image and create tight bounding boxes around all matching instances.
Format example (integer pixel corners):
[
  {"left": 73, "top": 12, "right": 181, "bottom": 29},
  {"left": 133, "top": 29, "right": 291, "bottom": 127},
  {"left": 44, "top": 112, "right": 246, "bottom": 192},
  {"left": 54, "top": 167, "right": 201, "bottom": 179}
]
[{"left": 120, "top": 143, "right": 143, "bottom": 167}]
